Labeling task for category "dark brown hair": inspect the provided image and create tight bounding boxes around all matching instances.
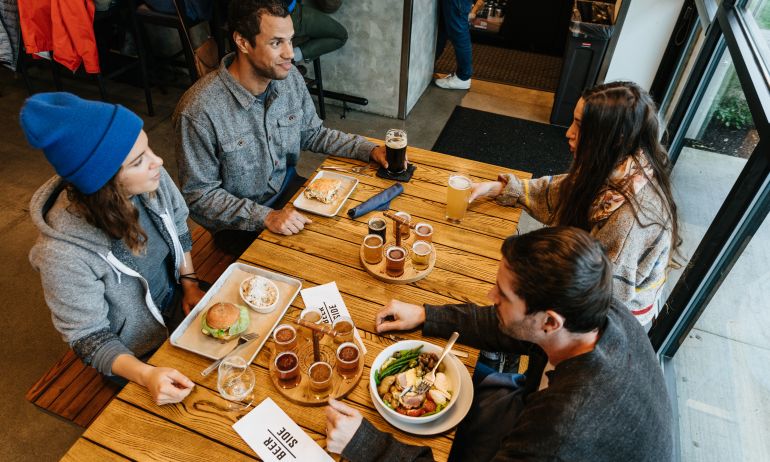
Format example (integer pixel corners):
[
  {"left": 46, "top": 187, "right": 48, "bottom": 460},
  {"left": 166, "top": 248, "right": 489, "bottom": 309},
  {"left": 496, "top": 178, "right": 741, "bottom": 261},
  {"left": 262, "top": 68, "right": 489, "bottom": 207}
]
[
  {"left": 66, "top": 175, "right": 147, "bottom": 254},
  {"left": 502, "top": 227, "right": 613, "bottom": 333},
  {"left": 229, "top": 0, "right": 291, "bottom": 47},
  {"left": 555, "top": 81, "right": 681, "bottom": 264}
]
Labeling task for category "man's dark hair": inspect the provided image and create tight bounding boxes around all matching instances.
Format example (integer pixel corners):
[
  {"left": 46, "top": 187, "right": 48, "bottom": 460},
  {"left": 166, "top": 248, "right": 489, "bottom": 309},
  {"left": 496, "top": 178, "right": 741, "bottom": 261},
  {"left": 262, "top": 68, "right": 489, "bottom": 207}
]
[
  {"left": 501, "top": 227, "right": 612, "bottom": 333},
  {"left": 229, "top": 0, "right": 291, "bottom": 47}
]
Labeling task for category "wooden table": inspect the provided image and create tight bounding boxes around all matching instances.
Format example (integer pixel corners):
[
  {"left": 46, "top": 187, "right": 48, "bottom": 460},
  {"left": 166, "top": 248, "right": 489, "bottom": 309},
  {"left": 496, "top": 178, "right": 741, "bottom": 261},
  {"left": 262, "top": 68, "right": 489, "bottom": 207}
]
[{"left": 62, "top": 142, "right": 530, "bottom": 462}]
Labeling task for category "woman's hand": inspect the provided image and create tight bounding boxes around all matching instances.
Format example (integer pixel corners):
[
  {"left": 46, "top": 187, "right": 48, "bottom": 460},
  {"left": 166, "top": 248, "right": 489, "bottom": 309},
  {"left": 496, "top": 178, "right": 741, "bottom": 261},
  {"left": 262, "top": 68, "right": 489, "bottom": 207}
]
[
  {"left": 180, "top": 279, "right": 206, "bottom": 314},
  {"left": 375, "top": 299, "right": 426, "bottom": 333},
  {"left": 469, "top": 181, "right": 504, "bottom": 203},
  {"left": 112, "top": 355, "right": 194, "bottom": 405},
  {"left": 140, "top": 365, "right": 195, "bottom": 405}
]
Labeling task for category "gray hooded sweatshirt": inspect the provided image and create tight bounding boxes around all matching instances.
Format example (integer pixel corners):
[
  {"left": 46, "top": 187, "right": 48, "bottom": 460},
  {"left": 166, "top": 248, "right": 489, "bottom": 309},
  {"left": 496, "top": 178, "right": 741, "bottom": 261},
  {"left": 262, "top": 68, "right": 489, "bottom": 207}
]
[{"left": 29, "top": 169, "right": 192, "bottom": 376}]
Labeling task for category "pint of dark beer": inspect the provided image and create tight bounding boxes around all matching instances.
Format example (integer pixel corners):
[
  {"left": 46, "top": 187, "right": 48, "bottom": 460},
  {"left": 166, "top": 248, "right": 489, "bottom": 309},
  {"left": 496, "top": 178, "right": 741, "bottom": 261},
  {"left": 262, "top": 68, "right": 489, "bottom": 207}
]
[{"left": 385, "top": 129, "right": 407, "bottom": 174}]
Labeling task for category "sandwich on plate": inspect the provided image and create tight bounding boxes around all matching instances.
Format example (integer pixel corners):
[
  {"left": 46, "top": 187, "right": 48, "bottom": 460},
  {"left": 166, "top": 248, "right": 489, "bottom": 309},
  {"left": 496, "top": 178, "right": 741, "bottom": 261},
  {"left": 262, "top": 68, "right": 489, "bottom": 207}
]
[
  {"left": 304, "top": 178, "right": 342, "bottom": 204},
  {"left": 201, "top": 302, "right": 250, "bottom": 341}
]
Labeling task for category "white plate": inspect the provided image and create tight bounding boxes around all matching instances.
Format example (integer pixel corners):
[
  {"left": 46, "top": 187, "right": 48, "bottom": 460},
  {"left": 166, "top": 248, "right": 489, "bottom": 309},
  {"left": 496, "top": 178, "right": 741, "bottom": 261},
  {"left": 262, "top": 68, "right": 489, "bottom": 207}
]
[
  {"left": 293, "top": 170, "right": 358, "bottom": 217},
  {"left": 370, "top": 355, "right": 474, "bottom": 436},
  {"left": 170, "top": 263, "right": 301, "bottom": 363}
]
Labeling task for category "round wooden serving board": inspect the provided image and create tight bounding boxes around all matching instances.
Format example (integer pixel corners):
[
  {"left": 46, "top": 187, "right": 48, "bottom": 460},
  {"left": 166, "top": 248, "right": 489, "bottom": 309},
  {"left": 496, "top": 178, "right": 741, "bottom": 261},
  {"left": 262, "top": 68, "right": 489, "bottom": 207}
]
[
  {"left": 267, "top": 333, "right": 364, "bottom": 406},
  {"left": 360, "top": 236, "right": 436, "bottom": 284}
]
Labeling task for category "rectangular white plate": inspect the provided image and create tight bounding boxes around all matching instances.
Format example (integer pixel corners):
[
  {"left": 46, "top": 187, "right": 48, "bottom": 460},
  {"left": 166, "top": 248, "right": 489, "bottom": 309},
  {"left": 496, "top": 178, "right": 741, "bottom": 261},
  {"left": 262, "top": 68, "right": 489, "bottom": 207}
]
[
  {"left": 292, "top": 170, "right": 358, "bottom": 217},
  {"left": 170, "top": 263, "right": 302, "bottom": 362}
]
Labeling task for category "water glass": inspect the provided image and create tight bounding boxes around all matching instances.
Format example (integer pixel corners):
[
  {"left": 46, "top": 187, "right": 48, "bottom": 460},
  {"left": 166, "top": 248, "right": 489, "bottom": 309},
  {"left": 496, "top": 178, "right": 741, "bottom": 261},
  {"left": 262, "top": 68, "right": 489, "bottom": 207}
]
[{"left": 217, "top": 356, "right": 255, "bottom": 409}]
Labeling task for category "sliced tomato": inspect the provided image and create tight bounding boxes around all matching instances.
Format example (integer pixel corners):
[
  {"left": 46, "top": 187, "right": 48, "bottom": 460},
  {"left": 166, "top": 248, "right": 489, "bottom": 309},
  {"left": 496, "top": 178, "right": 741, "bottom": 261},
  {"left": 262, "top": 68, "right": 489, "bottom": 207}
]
[
  {"left": 423, "top": 399, "right": 437, "bottom": 413},
  {"left": 406, "top": 408, "right": 426, "bottom": 417}
]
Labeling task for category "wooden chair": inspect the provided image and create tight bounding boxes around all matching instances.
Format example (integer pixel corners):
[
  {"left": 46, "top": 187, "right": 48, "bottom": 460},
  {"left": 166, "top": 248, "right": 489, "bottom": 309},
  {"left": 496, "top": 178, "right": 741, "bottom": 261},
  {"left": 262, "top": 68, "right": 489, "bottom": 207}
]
[{"left": 25, "top": 223, "right": 237, "bottom": 427}]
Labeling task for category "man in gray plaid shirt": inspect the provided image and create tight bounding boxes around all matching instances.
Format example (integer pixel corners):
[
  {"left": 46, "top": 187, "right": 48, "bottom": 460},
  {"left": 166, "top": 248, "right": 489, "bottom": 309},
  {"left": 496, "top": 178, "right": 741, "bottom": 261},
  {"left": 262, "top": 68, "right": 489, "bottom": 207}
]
[{"left": 174, "top": 0, "right": 389, "bottom": 254}]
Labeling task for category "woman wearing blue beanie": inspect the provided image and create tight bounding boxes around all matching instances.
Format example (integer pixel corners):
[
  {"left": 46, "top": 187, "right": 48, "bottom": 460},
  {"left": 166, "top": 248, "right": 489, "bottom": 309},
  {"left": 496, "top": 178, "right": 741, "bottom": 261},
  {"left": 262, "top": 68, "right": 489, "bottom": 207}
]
[{"left": 23, "top": 92, "right": 205, "bottom": 405}]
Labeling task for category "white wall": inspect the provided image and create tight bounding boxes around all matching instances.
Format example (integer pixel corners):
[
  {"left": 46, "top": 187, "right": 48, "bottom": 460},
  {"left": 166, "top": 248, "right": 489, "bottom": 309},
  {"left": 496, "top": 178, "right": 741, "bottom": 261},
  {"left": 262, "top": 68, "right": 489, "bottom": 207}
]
[{"left": 604, "top": 0, "right": 685, "bottom": 89}]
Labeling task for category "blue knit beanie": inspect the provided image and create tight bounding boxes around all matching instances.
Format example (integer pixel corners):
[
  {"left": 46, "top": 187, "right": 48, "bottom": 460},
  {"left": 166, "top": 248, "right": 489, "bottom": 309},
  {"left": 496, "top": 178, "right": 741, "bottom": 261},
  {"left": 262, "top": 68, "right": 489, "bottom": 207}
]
[{"left": 20, "top": 92, "right": 144, "bottom": 195}]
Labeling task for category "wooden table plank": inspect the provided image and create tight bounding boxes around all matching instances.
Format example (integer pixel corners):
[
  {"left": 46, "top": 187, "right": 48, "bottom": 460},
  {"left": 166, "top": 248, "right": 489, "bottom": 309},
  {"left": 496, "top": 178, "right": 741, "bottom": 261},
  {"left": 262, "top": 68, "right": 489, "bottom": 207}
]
[
  {"left": 280, "top": 201, "right": 503, "bottom": 275},
  {"left": 240, "top": 239, "right": 488, "bottom": 307},
  {"left": 82, "top": 399, "right": 255, "bottom": 461},
  {"left": 61, "top": 439, "right": 130, "bottom": 462},
  {"left": 258, "top": 230, "right": 494, "bottom": 305}
]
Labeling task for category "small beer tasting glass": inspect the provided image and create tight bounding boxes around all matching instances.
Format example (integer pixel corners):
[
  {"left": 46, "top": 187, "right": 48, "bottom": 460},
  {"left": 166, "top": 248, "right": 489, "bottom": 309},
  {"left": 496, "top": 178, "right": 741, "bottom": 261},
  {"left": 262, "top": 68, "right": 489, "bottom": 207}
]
[
  {"left": 384, "top": 245, "right": 407, "bottom": 277},
  {"left": 273, "top": 324, "right": 297, "bottom": 353},
  {"left": 336, "top": 342, "right": 361, "bottom": 379},
  {"left": 332, "top": 316, "right": 355, "bottom": 345},
  {"left": 308, "top": 361, "right": 333, "bottom": 399},
  {"left": 274, "top": 351, "right": 301, "bottom": 389},
  {"left": 362, "top": 234, "right": 384, "bottom": 264}
]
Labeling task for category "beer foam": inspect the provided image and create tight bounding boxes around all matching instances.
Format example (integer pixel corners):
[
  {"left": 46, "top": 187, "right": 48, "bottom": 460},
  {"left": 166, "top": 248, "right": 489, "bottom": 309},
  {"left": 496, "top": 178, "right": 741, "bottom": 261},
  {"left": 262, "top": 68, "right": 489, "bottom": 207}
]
[
  {"left": 449, "top": 175, "right": 471, "bottom": 190},
  {"left": 386, "top": 136, "right": 407, "bottom": 149}
]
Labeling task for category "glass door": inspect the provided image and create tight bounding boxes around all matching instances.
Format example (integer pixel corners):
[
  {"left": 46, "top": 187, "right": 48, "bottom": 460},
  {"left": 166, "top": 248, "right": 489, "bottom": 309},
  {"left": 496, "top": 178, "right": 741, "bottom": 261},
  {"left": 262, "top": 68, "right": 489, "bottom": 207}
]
[{"left": 649, "top": 0, "right": 770, "bottom": 460}]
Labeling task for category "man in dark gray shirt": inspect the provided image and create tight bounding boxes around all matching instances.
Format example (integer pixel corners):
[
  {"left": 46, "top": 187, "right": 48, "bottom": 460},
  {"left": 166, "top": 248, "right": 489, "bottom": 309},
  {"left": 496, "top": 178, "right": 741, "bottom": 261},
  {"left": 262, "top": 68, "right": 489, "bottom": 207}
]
[
  {"left": 174, "top": 0, "right": 389, "bottom": 253},
  {"left": 326, "top": 227, "right": 674, "bottom": 461}
]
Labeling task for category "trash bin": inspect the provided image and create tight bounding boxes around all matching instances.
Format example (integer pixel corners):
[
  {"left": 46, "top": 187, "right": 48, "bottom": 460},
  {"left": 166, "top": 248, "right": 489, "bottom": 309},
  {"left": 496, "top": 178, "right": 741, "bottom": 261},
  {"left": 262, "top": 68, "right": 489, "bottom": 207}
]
[{"left": 550, "top": 0, "right": 615, "bottom": 126}]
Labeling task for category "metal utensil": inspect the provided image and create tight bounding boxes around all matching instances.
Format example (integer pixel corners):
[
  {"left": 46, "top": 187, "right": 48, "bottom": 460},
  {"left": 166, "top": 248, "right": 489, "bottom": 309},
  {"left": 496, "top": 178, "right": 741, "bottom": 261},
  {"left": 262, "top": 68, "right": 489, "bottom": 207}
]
[
  {"left": 201, "top": 332, "right": 260, "bottom": 377},
  {"left": 415, "top": 331, "right": 459, "bottom": 394},
  {"left": 320, "top": 165, "right": 369, "bottom": 174}
]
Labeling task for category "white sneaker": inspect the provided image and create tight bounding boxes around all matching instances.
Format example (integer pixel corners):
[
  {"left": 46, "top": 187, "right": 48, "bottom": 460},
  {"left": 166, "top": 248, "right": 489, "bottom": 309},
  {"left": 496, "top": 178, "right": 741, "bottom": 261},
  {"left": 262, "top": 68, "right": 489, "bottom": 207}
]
[{"left": 434, "top": 73, "right": 471, "bottom": 90}]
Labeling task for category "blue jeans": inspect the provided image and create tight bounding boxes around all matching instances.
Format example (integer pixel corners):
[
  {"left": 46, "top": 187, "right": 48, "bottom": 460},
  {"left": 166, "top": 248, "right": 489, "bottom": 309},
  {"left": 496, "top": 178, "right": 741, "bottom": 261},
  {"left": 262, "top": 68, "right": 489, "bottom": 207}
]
[{"left": 436, "top": 0, "right": 473, "bottom": 81}]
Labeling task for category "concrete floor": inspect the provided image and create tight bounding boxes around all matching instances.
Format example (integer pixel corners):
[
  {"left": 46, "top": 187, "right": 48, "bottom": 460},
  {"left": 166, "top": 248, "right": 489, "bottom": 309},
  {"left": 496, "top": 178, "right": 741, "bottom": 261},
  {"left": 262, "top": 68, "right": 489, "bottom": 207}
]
[{"left": 0, "top": 64, "right": 554, "bottom": 460}]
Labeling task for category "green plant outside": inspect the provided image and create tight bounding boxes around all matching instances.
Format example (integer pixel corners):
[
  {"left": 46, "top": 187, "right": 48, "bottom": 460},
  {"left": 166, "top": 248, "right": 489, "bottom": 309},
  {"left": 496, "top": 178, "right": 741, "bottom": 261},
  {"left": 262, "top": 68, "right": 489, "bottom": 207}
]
[{"left": 713, "top": 69, "right": 754, "bottom": 130}]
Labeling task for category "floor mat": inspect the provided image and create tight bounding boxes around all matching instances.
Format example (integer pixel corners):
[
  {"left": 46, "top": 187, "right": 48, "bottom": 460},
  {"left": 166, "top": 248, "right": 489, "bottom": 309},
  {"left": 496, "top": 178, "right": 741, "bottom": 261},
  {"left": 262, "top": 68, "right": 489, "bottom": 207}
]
[
  {"left": 431, "top": 106, "right": 572, "bottom": 178},
  {"left": 435, "top": 43, "right": 562, "bottom": 92}
]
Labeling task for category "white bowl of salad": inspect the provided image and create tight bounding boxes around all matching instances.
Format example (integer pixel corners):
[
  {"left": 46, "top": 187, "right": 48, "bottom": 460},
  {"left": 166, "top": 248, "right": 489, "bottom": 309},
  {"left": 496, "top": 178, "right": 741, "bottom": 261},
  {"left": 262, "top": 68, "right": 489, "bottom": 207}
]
[{"left": 369, "top": 340, "right": 462, "bottom": 424}]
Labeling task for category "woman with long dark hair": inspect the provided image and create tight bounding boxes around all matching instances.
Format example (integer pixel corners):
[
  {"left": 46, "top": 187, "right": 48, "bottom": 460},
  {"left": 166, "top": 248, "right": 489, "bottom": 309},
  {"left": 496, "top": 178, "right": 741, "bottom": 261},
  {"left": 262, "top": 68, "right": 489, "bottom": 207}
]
[
  {"left": 23, "top": 93, "right": 205, "bottom": 404},
  {"left": 470, "top": 81, "right": 680, "bottom": 325}
]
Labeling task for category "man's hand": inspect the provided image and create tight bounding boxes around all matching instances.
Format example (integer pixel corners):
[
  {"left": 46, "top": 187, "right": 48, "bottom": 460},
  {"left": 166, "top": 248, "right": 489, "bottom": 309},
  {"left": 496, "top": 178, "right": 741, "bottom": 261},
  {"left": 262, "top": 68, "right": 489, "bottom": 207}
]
[
  {"left": 325, "top": 398, "right": 363, "bottom": 454},
  {"left": 375, "top": 299, "right": 426, "bottom": 333},
  {"left": 265, "top": 207, "right": 312, "bottom": 235},
  {"left": 370, "top": 145, "right": 389, "bottom": 170},
  {"left": 140, "top": 366, "right": 195, "bottom": 405}
]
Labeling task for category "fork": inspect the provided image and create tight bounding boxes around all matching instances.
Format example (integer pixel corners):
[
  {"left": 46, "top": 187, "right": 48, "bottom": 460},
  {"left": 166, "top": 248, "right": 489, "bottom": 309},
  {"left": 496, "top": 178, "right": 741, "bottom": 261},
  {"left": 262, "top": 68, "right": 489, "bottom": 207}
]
[
  {"left": 201, "top": 332, "right": 260, "bottom": 377},
  {"left": 415, "top": 331, "right": 459, "bottom": 394},
  {"left": 320, "top": 164, "right": 369, "bottom": 174}
]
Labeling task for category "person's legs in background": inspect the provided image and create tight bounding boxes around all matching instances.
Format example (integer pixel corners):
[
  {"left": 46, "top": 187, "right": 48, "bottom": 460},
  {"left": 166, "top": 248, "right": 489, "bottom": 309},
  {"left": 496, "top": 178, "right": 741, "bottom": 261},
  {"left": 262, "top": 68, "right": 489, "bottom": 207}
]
[
  {"left": 435, "top": 0, "right": 448, "bottom": 62},
  {"left": 292, "top": 3, "right": 348, "bottom": 63},
  {"left": 435, "top": 0, "right": 473, "bottom": 90}
]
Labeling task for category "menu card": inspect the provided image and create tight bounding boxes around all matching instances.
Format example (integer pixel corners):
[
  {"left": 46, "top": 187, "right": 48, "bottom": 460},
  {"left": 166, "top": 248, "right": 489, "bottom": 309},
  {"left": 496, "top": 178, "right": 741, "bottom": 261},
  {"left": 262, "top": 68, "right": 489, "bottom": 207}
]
[
  {"left": 233, "top": 397, "right": 333, "bottom": 462},
  {"left": 300, "top": 282, "right": 367, "bottom": 354}
]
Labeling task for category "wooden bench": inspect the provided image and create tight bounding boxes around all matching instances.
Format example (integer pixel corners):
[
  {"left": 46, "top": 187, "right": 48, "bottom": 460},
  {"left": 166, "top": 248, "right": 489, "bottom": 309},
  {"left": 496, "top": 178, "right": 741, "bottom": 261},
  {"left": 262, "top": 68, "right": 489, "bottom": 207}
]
[{"left": 25, "top": 224, "right": 236, "bottom": 427}]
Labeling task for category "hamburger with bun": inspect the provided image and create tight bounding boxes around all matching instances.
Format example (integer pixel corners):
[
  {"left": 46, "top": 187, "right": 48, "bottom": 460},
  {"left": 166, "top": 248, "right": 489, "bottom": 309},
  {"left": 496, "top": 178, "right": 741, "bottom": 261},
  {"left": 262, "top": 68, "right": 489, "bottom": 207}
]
[{"left": 201, "top": 302, "right": 250, "bottom": 341}]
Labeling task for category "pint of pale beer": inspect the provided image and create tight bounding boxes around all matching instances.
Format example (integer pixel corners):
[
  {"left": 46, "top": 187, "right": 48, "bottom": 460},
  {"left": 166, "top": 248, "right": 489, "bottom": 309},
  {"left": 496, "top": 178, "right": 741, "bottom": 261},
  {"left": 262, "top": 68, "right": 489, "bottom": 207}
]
[
  {"left": 446, "top": 174, "right": 472, "bottom": 223},
  {"left": 385, "top": 129, "right": 407, "bottom": 174}
]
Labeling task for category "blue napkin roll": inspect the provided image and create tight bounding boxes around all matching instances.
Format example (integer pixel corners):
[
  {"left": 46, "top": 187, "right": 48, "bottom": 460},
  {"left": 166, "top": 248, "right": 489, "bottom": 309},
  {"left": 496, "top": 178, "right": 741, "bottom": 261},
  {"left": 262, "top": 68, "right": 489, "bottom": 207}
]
[{"left": 347, "top": 183, "right": 404, "bottom": 219}]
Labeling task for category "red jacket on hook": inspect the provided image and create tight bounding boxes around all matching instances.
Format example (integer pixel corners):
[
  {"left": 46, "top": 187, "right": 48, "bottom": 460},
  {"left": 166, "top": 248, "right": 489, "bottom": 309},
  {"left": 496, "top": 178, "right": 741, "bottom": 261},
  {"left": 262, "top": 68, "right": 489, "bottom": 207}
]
[{"left": 18, "top": 0, "right": 100, "bottom": 73}]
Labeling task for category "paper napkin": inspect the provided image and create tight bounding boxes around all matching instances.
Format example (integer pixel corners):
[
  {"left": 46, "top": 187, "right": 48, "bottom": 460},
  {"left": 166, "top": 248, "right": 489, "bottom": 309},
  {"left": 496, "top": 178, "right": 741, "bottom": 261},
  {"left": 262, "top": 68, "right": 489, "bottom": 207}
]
[
  {"left": 233, "top": 397, "right": 333, "bottom": 462},
  {"left": 300, "top": 282, "right": 367, "bottom": 354}
]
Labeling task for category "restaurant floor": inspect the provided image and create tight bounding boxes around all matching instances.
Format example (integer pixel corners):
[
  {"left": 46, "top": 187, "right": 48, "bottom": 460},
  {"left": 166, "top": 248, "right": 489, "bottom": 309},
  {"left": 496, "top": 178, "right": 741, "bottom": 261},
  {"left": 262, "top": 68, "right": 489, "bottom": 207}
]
[{"left": 0, "top": 66, "right": 553, "bottom": 460}]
